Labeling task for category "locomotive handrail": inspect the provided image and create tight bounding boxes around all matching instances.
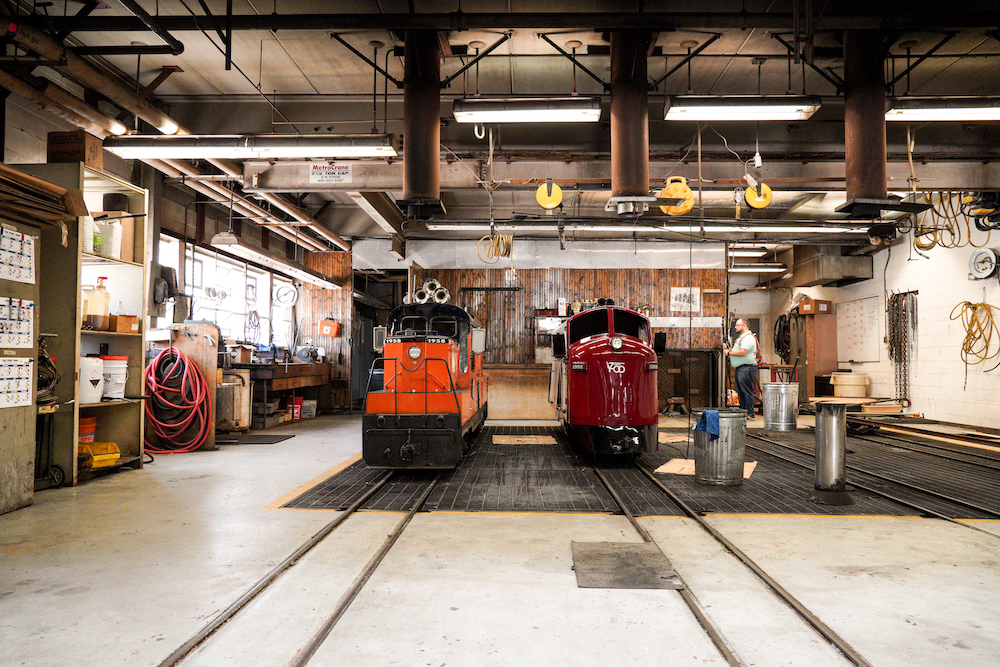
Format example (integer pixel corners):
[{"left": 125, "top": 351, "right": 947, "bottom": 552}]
[{"left": 364, "top": 355, "right": 462, "bottom": 423}]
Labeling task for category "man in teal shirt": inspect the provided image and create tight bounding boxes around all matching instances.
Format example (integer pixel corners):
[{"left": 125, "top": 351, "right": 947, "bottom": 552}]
[{"left": 724, "top": 318, "right": 759, "bottom": 418}]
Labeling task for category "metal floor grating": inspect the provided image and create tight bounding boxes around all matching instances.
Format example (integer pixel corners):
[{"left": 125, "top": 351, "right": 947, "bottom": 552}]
[
  {"left": 748, "top": 430, "right": 1000, "bottom": 520},
  {"left": 280, "top": 425, "right": 989, "bottom": 517}
]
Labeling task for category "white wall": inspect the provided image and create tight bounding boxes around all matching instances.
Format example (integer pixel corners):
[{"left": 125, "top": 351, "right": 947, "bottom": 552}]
[
  {"left": 764, "top": 231, "right": 1000, "bottom": 427},
  {"left": 4, "top": 95, "right": 73, "bottom": 164}
]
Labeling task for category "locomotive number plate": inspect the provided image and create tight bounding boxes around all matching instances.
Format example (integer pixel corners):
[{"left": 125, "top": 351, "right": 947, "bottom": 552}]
[{"left": 606, "top": 361, "right": 626, "bottom": 374}]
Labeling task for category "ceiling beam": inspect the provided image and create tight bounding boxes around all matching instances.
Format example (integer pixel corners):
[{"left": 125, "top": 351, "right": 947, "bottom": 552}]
[
  {"left": 32, "top": 12, "right": 1000, "bottom": 33},
  {"left": 346, "top": 191, "right": 405, "bottom": 235}
]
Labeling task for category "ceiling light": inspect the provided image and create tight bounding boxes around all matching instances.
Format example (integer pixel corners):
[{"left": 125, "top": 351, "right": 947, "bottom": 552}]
[
  {"left": 104, "top": 133, "right": 398, "bottom": 159},
  {"left": 214, "top": 242, "right": 341, "bottom": 290},
  {"left": 885, "top": 97, "right": 1000, "bottom": 121},
  {"left": 728, "top": 247, "right": 768, "bottom": 257},
  {"left": 209, "top": 230, "right": 239, "bottom": 245},
  {"left": 728, "top": 263, "right": 787, "bottom": 273},
  {"left": 665, "top": 95, "right": 822, "bottom": 121},
  {"left": 661, "top": 225, "right": 864, "bottom": 233},
  {"left": 453, "top": 97, "right": 601, "bottom": 123}
]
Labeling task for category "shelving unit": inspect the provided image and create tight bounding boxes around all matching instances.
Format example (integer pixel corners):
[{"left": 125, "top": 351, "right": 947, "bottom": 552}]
[{"left": 17, "top": 162, "right": 149, "bottom": 487}]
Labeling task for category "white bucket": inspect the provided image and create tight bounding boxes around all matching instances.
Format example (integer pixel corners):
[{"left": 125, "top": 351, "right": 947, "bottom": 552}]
[
  {"left": 100, "top": 355, "right": 128, "bottom": 400},
  {"left": 79, "top": 356, "right": 104, "bottom": 404},
  {"left": 82, "top": 216, "right": 95, "bottom": 254},
  {"left": 96, "top": 221, "right": 122, "bottom": 259}
]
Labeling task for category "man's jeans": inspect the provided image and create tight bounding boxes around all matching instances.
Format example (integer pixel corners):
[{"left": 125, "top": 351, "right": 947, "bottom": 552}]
[{"left": 735, "top": 364, "right": 757, "bottom": 417}]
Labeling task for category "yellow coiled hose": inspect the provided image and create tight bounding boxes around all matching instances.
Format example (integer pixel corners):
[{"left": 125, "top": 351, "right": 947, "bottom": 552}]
[
  {"left": 478, "top": 234, "right": 514, "bottom": 268},
  {"left": 950, "top": 301, "right": 1000, "bottom": 368}
]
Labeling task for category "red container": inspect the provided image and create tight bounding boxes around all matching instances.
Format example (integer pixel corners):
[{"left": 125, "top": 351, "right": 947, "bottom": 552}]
[
  {"left": 79, "top": 415, "right": 98, "bottom": 443},
  {"left": 285, "top": 396, "right": 304, "bottom": 421}
]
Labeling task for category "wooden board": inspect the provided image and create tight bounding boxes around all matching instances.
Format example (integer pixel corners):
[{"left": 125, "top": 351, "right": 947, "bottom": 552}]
[
  {"left": 492, "top": 435, "right": 558, "bottom": 445},
  {"left": 170, "top": 323, "right": 220, "bottom": 451},
  {"left": 654, "top": 458, "right": 758, "bottom": 478},
  {"left": 808, "top": 396, "right": 877, "bottom": 404}
]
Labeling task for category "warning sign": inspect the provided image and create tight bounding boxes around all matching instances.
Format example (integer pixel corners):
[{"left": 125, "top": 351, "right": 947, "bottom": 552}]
[{"left": 309, "top": 163, "right": 352, "bottom": 184}]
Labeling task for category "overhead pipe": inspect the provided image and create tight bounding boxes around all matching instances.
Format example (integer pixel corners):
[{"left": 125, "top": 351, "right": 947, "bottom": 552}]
[
  {"left": 401, "top": 30, "right": 442, "bottom": 211},
  {"left": 1, "top": 19, "right": 181, "bottom": 134},
  {"left": 0, "top": 68, "right": 128, "bottom": 135},
  {"left": 843, "top": 30, "right": 887, "bottom": 202},
  {"left": 0, "top": 68, "right": 110, "bottom": 137},
  {"left": 610, "top": 31, "right": 651, "bottom": 210},
  {"left": 254, "top": 192, "right": 350, "bottom": 251},
  {"left": 148, "top": 158, "right": 328, "bottom": 252},
  {"left": 118, "top": 0, "right": 185, "bottom": 55}
]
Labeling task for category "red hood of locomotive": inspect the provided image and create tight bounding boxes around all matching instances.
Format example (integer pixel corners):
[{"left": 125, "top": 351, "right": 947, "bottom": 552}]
[{"left": 567, "top": 335, "right": 658, "bottom": 427}]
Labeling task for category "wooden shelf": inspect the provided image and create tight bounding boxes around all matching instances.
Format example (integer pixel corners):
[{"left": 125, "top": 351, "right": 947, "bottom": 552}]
[
  {"left": 81, "top": 252, "right": 143, "bottom": 268},
  {"left": 80, "top": 399, "right": 141, "bottom": 409},
  {"left": 81, "top": 330, "right": 143, "bottom": 337}
]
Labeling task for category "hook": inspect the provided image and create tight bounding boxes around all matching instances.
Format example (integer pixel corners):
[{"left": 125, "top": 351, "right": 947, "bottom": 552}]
[{"left": 474, "top": 123, "right": 486, "bottom": 140}]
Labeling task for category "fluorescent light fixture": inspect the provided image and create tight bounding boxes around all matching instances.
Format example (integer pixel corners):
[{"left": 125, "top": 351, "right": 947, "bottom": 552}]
[
  {"left": 665, "top": 95, "right": 822, "bottom": 121},
  {"left": 728, "top": 247, "right": 768, "bottom": 257},
  {"left": 453, "top": 97, "right": 601, "bottom": 123},
  {"left": 886, "top": 97, "right": 1000, "bottom": 121},
  {"left": 426, "top": 223, "right": 865, "bottom": 234},
  {"left": 104, "top": 133, "right": 398, "bottom": 159},
  {"left": 728, "top": 263, "right": 787, "bottom": 273},
  {"left": 661, "top": 225, "right": 864, "bottom": 233},
  {"left": 213, "top": 241, "right": 341, "bottom": 290}
]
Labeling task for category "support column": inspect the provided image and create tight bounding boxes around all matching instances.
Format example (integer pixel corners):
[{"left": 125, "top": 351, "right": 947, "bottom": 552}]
[
  {"left": 609, "top": 31, "right": 651, "bottom": 214},
  {"left": 843, "top": 31, "right": 886, "bottom": 202},
  {"left": 401, "top": 30, "right": 443, "bottom": 218}
]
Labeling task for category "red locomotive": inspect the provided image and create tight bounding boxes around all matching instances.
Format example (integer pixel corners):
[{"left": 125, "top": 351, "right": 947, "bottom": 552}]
[
  {"left": 549, "top": 301, "right": 665, "bottom": 458},
  {"left": 364, "top": 301, "right": 488, "bottom": 469}
]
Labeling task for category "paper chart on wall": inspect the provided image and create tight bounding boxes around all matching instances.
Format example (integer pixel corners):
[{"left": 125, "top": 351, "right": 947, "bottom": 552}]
[
  {"left": 0, "top": 227, "right": 36, "bottom": 284},
  {"left": 0, "top": 357, "right": 33, "bottom": 408},
  {"left": 0, "top": 297, "right": 34, "bottom": 348}
]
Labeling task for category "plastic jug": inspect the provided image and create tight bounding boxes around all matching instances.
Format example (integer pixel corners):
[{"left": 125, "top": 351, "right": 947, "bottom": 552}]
[
  {"left": 97, "top": 220, "right": 122, "bottom": 259},
  {"left": 82, "top": 277, "right": 111, "bottom": 330}
]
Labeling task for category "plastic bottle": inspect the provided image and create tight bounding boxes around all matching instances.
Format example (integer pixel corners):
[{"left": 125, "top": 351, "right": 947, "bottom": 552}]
[{"left": 82, "top": 277, "right": 111, "bottom": 330}]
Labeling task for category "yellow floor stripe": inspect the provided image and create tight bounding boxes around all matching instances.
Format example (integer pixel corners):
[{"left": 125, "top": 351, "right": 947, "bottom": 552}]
[
  {"left": 702, "top": 513, "right": 924, "bottom": 519},
  {"left": 263, "top": 453, "right": 362, "bottom": 510}
]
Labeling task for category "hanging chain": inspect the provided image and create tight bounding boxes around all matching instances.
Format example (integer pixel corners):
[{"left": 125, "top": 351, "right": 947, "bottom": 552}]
[{"left": 887, "top": 292, "right": 917, "bottom": 401}]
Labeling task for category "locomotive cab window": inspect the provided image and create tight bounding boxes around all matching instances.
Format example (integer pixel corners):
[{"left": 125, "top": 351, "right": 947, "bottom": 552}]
[
  {"left": 430, "top": 317, "right": 458, "bottom": 339},
  {"left": 398, "top": 316, "right": 427, "bottom": 333},
  {"left": 613, "top": 309, "right": 649, "bottom": 342},
  {"left": 569, "top": 309, "right": 610, "bottom": 344}
]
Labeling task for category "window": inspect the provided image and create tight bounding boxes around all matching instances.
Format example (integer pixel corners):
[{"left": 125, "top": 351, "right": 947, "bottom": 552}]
[
  {"left": 429, "top": 317, "right": 458, "bottom": 338},
  {"left": 569, "top": 309, "right": 609, "bottom": 344},
  {"left": 399, "top": 316, "right": 427, "bottom": 333},
  {"left": 613, "top": 309, "right": 649, "bottom": 342}
]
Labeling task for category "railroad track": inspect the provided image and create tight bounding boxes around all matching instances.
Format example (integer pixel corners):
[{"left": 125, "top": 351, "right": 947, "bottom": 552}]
[
  {"left": 746, "top": 432, "right": 1000, "bottom": 533},
  {"left": 586, "top": 454, "right": 877, "bottom": 667}
]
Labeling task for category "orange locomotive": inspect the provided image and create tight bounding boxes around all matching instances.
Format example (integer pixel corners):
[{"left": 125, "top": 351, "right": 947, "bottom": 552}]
[{"left": 363, "top": 303, "right": 488, "bottom": 469}]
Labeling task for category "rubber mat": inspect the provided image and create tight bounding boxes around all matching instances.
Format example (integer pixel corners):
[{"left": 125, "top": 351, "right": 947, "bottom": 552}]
[{"left": 220, "top": 434, "right": 295, "bottom": 445}]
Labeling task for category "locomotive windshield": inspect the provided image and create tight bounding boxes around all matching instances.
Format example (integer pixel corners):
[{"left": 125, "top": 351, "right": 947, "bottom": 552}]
[
  {"left": 569, "top": 309, "right": 609, "bottom": 344},
  {"left": 430, "top": 317, "right": 458, "bottom": 338},
  {"left": 613, "top": 309, "right": 649, "bottom": 342},
  {"left": 399, "top": 316, "right": 427, "bottom": 333}
]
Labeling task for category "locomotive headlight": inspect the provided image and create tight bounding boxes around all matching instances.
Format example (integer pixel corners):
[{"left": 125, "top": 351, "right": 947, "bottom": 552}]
[
  {"left": 407, "top": 345, "right": 422, "bottom": 359},
  {"left": 610, "top": 336, "right": 624, "bottom": 350}
]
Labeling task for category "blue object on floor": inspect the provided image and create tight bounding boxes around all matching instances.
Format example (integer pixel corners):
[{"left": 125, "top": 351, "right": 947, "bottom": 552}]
[{"left": 695, "top": 410, "right": 720, "bottom": 441}]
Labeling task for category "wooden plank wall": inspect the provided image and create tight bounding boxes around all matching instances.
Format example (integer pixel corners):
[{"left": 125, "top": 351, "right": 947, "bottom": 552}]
[
  {"left": 423, "top": 268, "right": 726, "bottom": 365},
  {"left": 301, "top": 251, "right": 352, "bottom": 407}
]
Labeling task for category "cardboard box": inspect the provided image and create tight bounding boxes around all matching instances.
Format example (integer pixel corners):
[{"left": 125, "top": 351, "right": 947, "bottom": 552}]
[
  {"left": 92, "top": 211, "right": 135, "bottom": 263},
  {"left": 229, "top": 344, "right": 255, "bottom": 364},
  {"left": 799, "top": 298, "right": 832, "bottom": 314},
  {"left": 301, "top": 399, "right": 318, "bottom": 419},
  {"left": 109, "top": 314, "right": 140, "bottom": 333},
  {"left": 47, "top": 131, "right": 103, "bottom": 170}
]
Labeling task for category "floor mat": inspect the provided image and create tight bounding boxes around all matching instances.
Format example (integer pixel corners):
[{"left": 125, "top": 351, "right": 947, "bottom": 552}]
[
  {"left": 220, "top": 434, "right": 295, "bottom": 445},
  {"left": 571, "top": 542, "right": 683, "bottom": 589}
]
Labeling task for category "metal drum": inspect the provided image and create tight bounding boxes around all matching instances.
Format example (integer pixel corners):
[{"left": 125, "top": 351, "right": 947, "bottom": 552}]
[
  {"left": 692, "top": 409, "right": 746, "bottom": 486},
  {"left": 763, "top": 382, "right": 799, "bottom": 432}
]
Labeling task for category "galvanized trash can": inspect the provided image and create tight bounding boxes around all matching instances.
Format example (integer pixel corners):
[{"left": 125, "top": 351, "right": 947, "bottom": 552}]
[
  {"left": 691, "top": 409, "right": 746, "bottom": 486},
  {"left": 763, "top": 382, "right": 799, "bottom": 432}
]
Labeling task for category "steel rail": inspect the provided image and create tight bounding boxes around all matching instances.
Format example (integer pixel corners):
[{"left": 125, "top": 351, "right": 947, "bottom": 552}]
[
  {"left": 590, "top": 466, "right": 745, "bottom": 667},
  {"left": 289, "top": 471, "right": 444, "bottom": 667},
  {"left": 745, "top": 434, "right": 1000, "bottom": 539},
  {"left": 847, "top": 431, "right": 1000, "bottom": 471},
  {"left": 633, "top": 464, "right": 877, "bottom": 667},
  {"left": 155, "top": 470, "right": 395, "bottom": 667},
  {"left": 747, "top": 433, "right": 1000, "bottom": 519}
]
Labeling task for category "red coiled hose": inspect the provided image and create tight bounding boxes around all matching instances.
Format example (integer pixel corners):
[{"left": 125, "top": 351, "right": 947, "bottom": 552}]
[{"left": 144, "top": 347, "right": 212, "bottom": 453}]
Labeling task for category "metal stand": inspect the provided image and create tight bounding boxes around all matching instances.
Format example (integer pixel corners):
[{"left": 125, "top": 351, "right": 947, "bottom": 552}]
[{"left": 808, "top": 402, "right": 855, "bottom": 506}]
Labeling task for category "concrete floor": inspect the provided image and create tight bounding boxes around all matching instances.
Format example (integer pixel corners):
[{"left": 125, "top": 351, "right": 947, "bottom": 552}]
[{"left": 2, "top": 414, "right": 999, "bottom": 667}]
